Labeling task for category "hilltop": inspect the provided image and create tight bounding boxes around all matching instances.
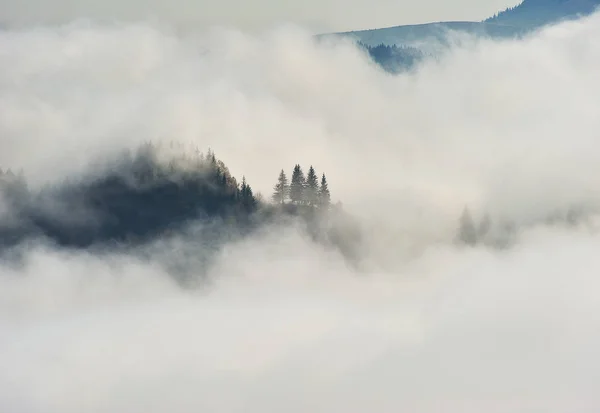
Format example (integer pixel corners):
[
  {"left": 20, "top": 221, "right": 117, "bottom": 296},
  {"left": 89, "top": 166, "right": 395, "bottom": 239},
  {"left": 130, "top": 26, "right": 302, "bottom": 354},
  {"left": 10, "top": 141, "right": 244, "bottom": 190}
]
[
  {"left": 325, "top": 0, "right": 600, "bottom": 64},
  {"left": 0, "top": 143, "right": 364, "bottom": 273},
  {"left": 487, "top": 0, "right": 600, "bottom": 27}
]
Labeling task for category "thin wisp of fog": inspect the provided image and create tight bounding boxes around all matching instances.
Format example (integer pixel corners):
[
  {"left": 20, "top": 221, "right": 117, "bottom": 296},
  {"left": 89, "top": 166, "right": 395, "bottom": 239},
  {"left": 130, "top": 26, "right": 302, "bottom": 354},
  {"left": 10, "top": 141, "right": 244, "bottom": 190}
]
[{"left": 1, "top": 10, "right": 600, "bottom": 413}]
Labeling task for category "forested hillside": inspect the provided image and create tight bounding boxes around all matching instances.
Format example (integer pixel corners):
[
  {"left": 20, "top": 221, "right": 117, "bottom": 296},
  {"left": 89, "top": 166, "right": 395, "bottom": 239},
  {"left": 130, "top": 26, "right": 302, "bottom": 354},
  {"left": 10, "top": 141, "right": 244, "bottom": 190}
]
[
  {"left": 0, "top": 142, "right": 362, "bottom": 265},
  {"left": 486, "top": 0, "right": 600, "bottom": 27},
  {"left": 330, "top": 0, "right": 600, "bottom": 71},
  {"left": 358, "top": 42, "right": 425, "bottom": 73}
]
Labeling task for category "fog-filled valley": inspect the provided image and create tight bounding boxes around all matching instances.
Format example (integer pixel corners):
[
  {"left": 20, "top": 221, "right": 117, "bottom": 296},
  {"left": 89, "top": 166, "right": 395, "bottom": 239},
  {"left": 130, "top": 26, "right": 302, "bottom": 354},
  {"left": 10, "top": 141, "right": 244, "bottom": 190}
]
[{"left": 1, "top": 6, "right": 600, "bottom": 412}]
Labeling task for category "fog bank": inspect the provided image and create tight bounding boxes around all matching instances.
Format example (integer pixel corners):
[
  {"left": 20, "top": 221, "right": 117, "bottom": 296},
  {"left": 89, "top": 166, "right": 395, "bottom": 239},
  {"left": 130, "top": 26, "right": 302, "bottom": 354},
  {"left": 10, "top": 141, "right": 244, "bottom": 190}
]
[{"left": 1, "top": 11, "right": 600, "bottom": 413}]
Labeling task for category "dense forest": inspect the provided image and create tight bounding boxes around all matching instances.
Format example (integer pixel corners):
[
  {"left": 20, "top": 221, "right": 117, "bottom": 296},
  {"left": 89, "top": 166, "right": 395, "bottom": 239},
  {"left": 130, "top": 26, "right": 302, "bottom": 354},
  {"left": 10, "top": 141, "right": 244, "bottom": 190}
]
[
  {"left": 2, "top": 140, "right": 588, "bottom": 273},
  {"left": 358, "top": 42, "right": 425, "bottom": 73},
  {"left": 0, "top": 143, "right": 363, "bottom": 268},
  {"left": 0, "top": 143, "right": 257, "bottom": 249},
  {"left": 485, "top": 0, "right": 600, "bottom": 27},
  {"left": 336, "top": 0, "right": 600, "bottom": 74}
]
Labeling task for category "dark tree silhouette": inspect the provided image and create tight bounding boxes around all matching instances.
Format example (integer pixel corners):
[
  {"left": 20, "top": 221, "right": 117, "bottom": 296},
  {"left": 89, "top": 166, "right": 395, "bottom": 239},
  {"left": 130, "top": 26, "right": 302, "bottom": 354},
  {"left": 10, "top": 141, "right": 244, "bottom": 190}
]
[
  {"left": 271, "top": 165, "right": 332, "bottom": 210},
  {"left": 483, "top": 0, "right": 600, "bottom": 28},
  {"left": 0, "top": 150, "right": 370, "bottom": 269},
  {"left": 289, "top": 164, "right": 305, "bottom": 204},
  {"left": 272, "top": 169, "right": 289, "bottom": 205},
  {"left": 0, "top": 144, "right": 260, "bottom": 248},
  {"left": 318, "top": 174, "right": 331, "bottom": 208},
  {"left": 239, "top": 176, "right": 256, "bottom": 212},
  {"left": 305, "top": 166, "right": 319, "bottom": 206},
  {"left": 357, "top": 41, "right": 425, "bottom": 73}
]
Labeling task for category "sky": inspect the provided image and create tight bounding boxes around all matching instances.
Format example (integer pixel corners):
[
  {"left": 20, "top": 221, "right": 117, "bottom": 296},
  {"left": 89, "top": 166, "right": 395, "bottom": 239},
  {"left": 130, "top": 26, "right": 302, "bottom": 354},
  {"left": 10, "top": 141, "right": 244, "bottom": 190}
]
[{"left": 0, "top": 0, "right": 520, "bottom": 32}]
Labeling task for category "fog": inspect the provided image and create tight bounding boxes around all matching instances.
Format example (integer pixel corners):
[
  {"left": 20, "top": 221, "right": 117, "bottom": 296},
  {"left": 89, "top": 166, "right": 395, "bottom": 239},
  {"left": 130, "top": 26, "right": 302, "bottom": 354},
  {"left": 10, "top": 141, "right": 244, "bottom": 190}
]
[{"left": 1, "top": 11, "right": 600, "bottom": 413}]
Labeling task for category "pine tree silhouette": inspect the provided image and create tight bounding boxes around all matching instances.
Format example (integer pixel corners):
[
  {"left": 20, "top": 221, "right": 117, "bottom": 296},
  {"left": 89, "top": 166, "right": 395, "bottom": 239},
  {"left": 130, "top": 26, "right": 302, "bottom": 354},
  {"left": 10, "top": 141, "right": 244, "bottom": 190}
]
[
  {"left": 305, "top": 166, "right": 319, "bottom": 206},
  {"left": 318, "top": 173, "right": 331, "bottom": 208},
  {"left": 290, "top": 164, "right": 305, "bottom": 204},
  {"left": 272, "top": 169, "right": 289, "bottom": 204},
  {"left": 239, "top": 176, "right": 256, "bottom": 212}
]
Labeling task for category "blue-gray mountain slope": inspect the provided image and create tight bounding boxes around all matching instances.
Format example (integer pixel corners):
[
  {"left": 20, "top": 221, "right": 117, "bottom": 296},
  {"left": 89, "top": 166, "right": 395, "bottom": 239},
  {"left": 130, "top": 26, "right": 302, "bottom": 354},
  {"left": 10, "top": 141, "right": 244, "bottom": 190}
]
[{"left": 328, "top": 0, "right": 600, "bottom": 48}]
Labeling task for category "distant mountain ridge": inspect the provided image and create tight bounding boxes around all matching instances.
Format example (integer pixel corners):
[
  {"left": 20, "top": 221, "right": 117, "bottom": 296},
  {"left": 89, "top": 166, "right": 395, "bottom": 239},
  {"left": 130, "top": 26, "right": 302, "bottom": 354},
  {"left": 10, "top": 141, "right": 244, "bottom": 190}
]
[
  {"left": 487, "top": 0, "right": 600, "bottom": 27},
  {"left": 326, "top": 0, "right": 600, "bottom": 48}
]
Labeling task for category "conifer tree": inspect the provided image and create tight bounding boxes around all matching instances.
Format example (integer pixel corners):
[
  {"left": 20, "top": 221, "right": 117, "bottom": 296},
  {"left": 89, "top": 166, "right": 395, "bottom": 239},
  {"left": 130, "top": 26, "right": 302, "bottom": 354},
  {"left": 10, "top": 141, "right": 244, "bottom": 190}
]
[
  {"left": 238, "top": 176, "right": 245, "bottom": 201},
  {"left": 458, "top": 207, "right": 477, "bottom": 246},
  {"left": 244, "top": 185, "right": 255, "bottom": 210},
  {"left": 239, "top": 176, "right": 256, "bottom": 211},
  {"left": 318, "top": 173, "right": 331, "bottom": 208},
  {"left": 305, "top": 166, "right": 319, "bottom": 206},
  {"left": 272, "top": 169, "right": 289, "bottom": 204},
  {"left": 289, "top": 164, "right": 305, "bottom": 204}
]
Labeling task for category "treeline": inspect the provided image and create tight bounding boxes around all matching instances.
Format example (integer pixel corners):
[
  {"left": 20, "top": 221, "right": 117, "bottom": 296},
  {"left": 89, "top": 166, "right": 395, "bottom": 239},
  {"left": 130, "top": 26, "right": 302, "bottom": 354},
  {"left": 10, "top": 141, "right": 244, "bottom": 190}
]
[
  {"left": 485, "top": 5, "right": 519, "bottom": 22},
  {"left": 455, "top": 204, "right": 592, "bottom": 248},
  {"left": 269, "top": 164, "right": 362, "bottom": 263},
  {"left": 456, "top": 207, "right": 494, "bottom": 247},
  {"left": 3, "top": 145, "right": 586, "bottom": 257},
  {"left": 483, "top": 0, "right": 599, "bottom": 27},
  {"left": 0, "top": 143, "right": 364, "bottom": 265},
  {"left": 0, "top": 168, "right": 28, "bottom": 205},
  {"left": 0, "top": 143, "right": 261, "bottom": 248},
  {"left": 271, "top": 165, "right": 331, "bottom": 208},
  {"left": 357, "top": 41, "right": 425, "bottom": 73}
]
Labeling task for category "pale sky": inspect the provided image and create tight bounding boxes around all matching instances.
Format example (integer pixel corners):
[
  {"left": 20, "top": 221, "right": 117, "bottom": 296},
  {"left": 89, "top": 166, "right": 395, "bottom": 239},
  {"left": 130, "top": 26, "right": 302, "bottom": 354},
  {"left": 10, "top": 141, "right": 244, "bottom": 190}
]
[{"left": 0, "top": 0, "right": 520, "bottom": 32}]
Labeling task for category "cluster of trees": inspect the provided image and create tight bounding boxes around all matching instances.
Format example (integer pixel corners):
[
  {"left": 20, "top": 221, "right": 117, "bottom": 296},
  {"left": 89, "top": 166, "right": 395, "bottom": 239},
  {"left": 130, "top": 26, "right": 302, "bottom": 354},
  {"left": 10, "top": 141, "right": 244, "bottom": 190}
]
[
  {"left": 357, "top": 41, "right": 425, "bottom": 73},
  {"left": 484, "top": 0, "right": 599, "bottom": 27},
  {"left": 0, "top": 168, "right": 27, "bottom": 201},
  {"left": 271, "top": 165, "right": 331, "bottom": 208},
  {"left": 456, "top": 207, "right": 493, "bottom": 246},
  {"left": 121, "top": 143, "right": 257, "bottom": 214},
  {"left": 456, "top": 204, "right": 591, "bottom": 248},
  {"left": 0, "top": 143, "right": 365, "bottom": 268},
  {"left": 0, "top": 143, "right": 262, "bottom": 248},
  {"left": 485, "top": 6, "right": 517, "bottom": 22}
]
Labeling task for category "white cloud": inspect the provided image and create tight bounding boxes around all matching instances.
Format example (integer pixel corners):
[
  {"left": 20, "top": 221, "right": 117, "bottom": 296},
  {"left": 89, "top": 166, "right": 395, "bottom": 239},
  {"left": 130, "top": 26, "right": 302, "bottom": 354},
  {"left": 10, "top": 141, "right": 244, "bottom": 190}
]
[
  {"left": 2, "top": 16, "right": 600, "bottom": 237},
  {"left": 2, "top": 226, "right": 600, "bottom": 412},
  {"left": 1, "top": 11, "right": 600, "bottom": 413}
]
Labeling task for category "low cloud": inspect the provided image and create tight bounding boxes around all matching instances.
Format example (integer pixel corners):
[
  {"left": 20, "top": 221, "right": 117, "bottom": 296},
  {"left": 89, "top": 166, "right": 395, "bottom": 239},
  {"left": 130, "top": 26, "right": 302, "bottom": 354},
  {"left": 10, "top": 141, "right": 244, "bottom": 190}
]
[{"left": 1, "top": 12, "right": 600, "bottom": 413}]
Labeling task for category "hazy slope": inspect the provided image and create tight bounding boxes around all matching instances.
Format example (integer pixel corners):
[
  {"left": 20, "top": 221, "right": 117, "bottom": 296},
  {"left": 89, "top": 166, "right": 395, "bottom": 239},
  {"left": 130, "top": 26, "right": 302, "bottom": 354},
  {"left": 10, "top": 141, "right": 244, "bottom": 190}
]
[
  {"left": 328, "top": 0, "right": 600, "bottom": 48},
  {"left": 329, "top": 21, "right": 526, "bottom": 51},
  {"left": 487, "top": 0, "right": 600, "bottom": 26}
]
